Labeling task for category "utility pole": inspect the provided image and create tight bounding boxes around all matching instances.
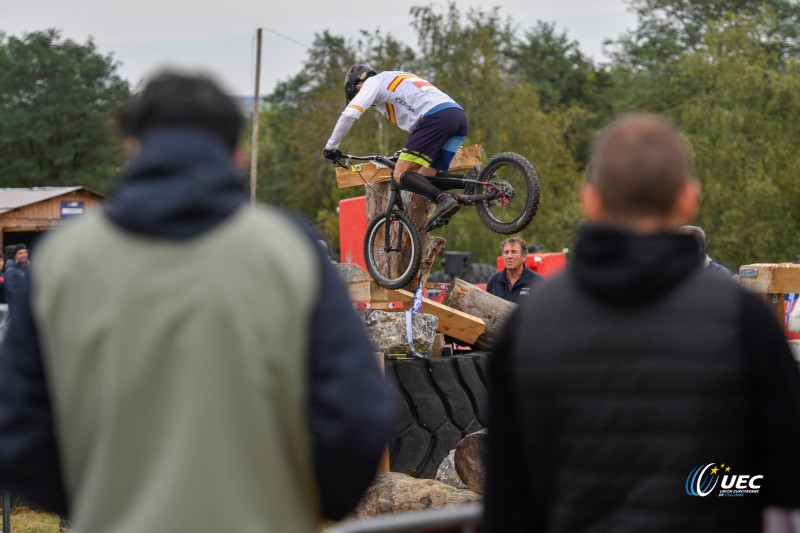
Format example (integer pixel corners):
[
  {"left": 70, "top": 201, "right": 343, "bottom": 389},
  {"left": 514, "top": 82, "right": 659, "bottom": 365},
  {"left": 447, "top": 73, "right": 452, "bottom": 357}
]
[{"left": 249, "top": 28, "right": 263, "bottom": 204}]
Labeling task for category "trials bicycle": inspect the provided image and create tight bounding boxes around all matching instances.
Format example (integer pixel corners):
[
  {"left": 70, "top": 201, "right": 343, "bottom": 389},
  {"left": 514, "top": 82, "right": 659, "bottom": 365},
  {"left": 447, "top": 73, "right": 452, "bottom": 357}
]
[{"left": 333, "top": 151, "right": 540, "bottom": 289}]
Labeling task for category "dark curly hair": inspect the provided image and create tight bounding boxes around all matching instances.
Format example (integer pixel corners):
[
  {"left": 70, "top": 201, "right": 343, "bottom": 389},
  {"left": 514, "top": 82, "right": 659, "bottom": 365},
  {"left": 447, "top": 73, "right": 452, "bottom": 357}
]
[{"left": 117, "top": 70, "right": 244, "bottom": 151}]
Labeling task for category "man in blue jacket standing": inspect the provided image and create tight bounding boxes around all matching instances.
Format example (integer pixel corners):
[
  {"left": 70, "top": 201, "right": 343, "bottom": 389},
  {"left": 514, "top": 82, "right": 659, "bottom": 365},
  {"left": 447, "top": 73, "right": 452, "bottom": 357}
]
[
  {"left": 4, "top": 243, "right": 29, "bottom": 312},
  {"left": 0, "top": 71, "right": 393, "bottom": 533},
  {"left": 486, "top": 237, "right": 544, "bottom": 303}
]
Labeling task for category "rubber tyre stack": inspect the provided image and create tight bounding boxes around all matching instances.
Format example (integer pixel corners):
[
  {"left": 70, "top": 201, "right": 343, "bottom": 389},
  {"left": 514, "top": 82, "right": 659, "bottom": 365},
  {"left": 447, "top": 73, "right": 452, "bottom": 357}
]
[
  {"left": 462, "top": 263, "right": 496, "bottom": 285},
  {"left": 384, "top": 352, "right": 490, "bottom": 478}
]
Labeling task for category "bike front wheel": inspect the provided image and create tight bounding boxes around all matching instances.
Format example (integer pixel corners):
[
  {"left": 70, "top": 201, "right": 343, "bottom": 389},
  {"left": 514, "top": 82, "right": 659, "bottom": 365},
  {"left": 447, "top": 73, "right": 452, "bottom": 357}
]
[
  {"left": 475, "top": 152, "right": 540, "bottom": 234},
  {"left": 364, "top": 209, "right": 423, "bottom": 289}
]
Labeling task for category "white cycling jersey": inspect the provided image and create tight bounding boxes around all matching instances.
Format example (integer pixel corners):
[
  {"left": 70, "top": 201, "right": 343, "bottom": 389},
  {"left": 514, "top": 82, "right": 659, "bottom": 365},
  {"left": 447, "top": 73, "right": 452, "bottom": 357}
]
[{"left": 325, "top": 71, "right": 461, "bottom": 150}]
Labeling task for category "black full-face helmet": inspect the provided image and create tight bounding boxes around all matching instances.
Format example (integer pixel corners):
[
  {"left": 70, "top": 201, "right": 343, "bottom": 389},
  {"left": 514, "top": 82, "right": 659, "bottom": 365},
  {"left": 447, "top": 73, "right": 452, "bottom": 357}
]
[{"left": 344, "top": 65, "right": 377, "bottom": 103}]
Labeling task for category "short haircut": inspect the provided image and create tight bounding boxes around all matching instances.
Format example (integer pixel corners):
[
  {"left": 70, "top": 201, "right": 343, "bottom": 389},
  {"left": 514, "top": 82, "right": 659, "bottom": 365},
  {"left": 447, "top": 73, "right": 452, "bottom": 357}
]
[
  {"left": 501, "top": 237, "right": 527, "bottom": 255},
  {"left": 118, "top": 71, "right": 244, "bottom": 151},
  {"left": 587, "top": 114, "right": 693, "bottom": 219},
  {"left": 679, "top": 225, "right": 706, "bottom": 253}
]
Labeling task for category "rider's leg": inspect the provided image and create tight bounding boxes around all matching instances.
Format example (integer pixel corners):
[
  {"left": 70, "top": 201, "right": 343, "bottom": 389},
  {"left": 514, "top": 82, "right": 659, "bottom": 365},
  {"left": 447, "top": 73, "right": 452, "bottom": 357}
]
[
  {"left": 394, "top": 159, "right": 446, "bottom": 202},
  {"left": 395, "top": 107, "right": 468, "bottom": 230},
  {"left": 394, "top": 159, "right": 459, "bottom": 232}
]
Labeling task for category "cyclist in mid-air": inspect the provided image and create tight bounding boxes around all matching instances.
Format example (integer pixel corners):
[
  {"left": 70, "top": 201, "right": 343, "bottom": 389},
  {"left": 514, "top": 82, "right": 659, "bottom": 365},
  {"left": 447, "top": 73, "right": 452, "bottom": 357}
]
[{"left": 323, "top": 66, "right": 469, "bottom": 232}]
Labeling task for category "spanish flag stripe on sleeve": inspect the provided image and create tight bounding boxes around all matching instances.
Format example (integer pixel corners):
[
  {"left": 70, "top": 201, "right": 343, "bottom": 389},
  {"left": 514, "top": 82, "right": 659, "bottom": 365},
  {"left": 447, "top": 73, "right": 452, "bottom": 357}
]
[
  {"left": 385, "top": 103, "right": 397, "bottom": 125},
  {"left": 387, "top": 74, "right": 414, "bottom": 92},
  {"left": 347, "top": 104, "right": 365, "bottom": 114}
]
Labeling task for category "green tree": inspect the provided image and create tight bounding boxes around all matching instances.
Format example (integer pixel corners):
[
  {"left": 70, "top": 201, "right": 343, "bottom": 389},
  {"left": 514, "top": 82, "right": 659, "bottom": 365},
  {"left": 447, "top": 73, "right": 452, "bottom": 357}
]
[
  {"left": 667, "top": 13, "right": 800, "bottom": 268},
  {"left": 510, "top": 21, "right": 608, "bottom": 111},
  {"left": 258, "top": 31, "right": 415, "bottom": 245},
  {"left": 0, "top": 29, "right": 131, "bottom": 192},
  {"left": 507, "top": 22, "right": 613, "bottom": 166},
  {"left": 407, "top": 4, "right": 583, "bottom": 260},
  {"left": 608, "top": 0, "right": 800, "bottom": 70},
  {"left": 257, "top": 4, "right": 584, "bottom": 260}
]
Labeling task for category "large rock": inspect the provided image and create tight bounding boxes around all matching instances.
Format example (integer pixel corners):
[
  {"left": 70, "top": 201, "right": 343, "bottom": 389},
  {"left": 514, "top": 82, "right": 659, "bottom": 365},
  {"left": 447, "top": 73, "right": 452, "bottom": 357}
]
[
  {"left": 435, "top": 449, "right": 467, "bottom": 490},
  {"left": 351, "top": 472, "right": 480, "bottom": 518},
  {"left": 365, "top": 310, "right": 438, "bottom": 356}
]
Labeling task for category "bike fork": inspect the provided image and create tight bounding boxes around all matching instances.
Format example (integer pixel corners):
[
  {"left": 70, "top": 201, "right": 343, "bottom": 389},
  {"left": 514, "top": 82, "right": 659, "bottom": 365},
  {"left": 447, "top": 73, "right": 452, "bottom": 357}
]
[{"left": 383, "top": 181, "right": 403, "bottom": 251}]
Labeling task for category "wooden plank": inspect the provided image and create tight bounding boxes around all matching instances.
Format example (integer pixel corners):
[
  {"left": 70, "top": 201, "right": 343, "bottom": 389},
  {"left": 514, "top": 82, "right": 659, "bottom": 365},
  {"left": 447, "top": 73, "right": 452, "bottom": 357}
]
[
  {"left": 334, "top": 263, "right": 372, "bottom": 302},
  {"left": 335, "top": 145, "right": 482, "bottom": 189},
  {"left": 738, "top": 263, "right": 800, "bottom": 324},
  {"left": 374, "top": 350, "right": 391, "bottom": 472},
  {"left": 354, "top": 301, "right": 404, "bottom": 310},
  {"left": 739, "top": 263, "right": 800, "bottom": 294},
  {"left": 335, "top": 163, "right": 392, "bottom": 189},
  {"left": 368, "top": 281, "right": 391, "bottom": 303},
  {"left": 346, "top": 281, "right": 371, "bottom": 302},
  {"left": 394, "top": 288, "right": 485, "bottom": 345}
]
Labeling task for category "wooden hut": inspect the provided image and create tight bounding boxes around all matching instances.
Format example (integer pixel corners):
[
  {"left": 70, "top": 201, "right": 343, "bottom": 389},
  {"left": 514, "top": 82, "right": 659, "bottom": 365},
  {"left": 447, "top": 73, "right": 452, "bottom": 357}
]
[{"left": 0, "top": 187, "right": 104, "bottom": 255}]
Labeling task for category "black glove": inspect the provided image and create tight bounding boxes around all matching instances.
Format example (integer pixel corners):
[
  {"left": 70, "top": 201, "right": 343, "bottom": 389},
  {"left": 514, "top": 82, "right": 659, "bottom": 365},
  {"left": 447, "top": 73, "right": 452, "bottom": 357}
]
[{"left": 323, "top": 148, "right": 342, "bottom": 161}]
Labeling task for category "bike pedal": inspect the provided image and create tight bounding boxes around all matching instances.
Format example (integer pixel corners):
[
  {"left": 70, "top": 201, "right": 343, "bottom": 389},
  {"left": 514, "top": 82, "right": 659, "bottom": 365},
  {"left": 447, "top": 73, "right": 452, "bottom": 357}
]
[{"left": 433, "top": 216, "right": 452, "bottom": 230}]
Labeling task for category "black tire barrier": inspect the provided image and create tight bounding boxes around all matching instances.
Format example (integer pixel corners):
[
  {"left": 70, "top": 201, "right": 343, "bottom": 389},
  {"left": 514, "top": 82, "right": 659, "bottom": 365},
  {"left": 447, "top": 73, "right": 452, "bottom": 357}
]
[
  {"left": 462, "top": 263, "right": 497, "bottom": 285},
  {"left": 385, "top": 352, "right": 489, "bottom": 478}
]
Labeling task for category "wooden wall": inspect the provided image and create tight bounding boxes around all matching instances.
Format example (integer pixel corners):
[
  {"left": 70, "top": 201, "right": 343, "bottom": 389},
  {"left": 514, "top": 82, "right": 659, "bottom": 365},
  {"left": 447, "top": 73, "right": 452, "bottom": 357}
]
[{"left": 0, "top": 190, "right": 104, "bottom": 250}]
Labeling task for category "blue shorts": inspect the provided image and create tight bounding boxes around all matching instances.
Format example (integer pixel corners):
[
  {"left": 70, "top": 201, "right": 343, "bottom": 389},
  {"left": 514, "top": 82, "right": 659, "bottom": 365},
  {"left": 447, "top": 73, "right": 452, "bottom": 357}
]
[{"left": 399, "top": 106, "right": 468, "bottom": 171}]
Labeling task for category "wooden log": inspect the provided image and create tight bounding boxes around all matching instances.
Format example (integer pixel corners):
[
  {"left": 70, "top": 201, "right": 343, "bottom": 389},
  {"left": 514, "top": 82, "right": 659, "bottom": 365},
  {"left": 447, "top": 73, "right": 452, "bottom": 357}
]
[
  {"left": 394, "top": 289, "right": 485, "bottom": 345},
  {"left": 442, "top": 278, "right": 516, "bottom": 350},
  {"left": 365, "top": 181, "right": 445, "bottom": 293},
  {"left": 430, "top": 333, "right": 445, "bottom": 358},
  {"left": 336, "top": 145, "right": 482, "bottom": 189},
  {"left": 408, "top": 236, "right": 446, "bottom": 290},
  {"left": 454, "top": 429, "right": 487, "bottom": 495}
]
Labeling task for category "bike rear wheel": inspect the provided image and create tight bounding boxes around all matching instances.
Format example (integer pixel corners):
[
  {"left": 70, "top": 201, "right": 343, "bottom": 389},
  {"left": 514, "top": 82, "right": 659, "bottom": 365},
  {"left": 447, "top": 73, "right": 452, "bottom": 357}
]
[
  {"left": 475, "top": 152, "right": 540, "bottom": 234},
  {"left": 364, "top": 209, "right": 423, "bottom": 289}
]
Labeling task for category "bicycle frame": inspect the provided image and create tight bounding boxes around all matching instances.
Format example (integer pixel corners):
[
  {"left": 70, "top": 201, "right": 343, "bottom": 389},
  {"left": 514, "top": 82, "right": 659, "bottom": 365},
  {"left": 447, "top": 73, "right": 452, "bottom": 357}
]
[
  {"left": 335, "top": 153, "right": 499, "bottom": 221},
  {"left": 336, "top": 150, "right": 539, "bottom": 288}
]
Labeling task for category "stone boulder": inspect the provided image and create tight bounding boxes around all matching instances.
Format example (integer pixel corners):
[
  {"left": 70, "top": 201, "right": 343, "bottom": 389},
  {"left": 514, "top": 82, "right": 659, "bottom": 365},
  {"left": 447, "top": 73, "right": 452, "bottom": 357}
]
[
  {"left": 364, "top": 310, "right": 438, "bottom": 356},
  {"left": 351, "top": 471, "right": 480, "bottom": 518},
  {"left": 435, "top": 449, "right": 467, "bottom": 490}
]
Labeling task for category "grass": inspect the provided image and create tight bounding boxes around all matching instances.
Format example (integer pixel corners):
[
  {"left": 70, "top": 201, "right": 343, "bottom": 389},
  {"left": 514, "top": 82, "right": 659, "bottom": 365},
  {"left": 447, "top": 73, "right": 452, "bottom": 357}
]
[
  {"left": 3, "top": 506, "right": 339, "bottom": 532},
  {"left": 3, "top": 505, "right": 60, "bottom": 532}
]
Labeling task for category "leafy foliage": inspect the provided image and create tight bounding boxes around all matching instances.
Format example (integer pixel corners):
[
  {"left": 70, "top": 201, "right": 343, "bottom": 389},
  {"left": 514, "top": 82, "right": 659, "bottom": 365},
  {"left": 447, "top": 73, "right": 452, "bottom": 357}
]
[
  {"left": 258, "top": 4, "right": 582, "bottom": 261},
  {"left": 608, "top": 0, "right": 800, "bottom": 69},
  {"left": 668, "top": 13, "right": 800, "bottom": 267},
  {"left": 0, "top": 30, "right": 130, "bottom": 193},
  {"left": 252, "top": 1, "right": 800, "bottom": 268}
]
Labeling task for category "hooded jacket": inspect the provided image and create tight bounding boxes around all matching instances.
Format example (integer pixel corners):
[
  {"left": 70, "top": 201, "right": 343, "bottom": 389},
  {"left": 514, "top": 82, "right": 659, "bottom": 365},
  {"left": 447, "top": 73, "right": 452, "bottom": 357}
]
[
  {"left": 0, "top": 128, "right": 393, "bottom": 532},
  {"left": 485, "top": 224, "right": 800, "bottom": 532}
]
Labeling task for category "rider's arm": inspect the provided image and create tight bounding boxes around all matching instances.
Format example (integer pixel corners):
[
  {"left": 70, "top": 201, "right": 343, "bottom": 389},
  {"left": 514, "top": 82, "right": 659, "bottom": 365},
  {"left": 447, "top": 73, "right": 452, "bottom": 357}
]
[{"left": 324, "top": 77, "right": 381, "bottom": 150}]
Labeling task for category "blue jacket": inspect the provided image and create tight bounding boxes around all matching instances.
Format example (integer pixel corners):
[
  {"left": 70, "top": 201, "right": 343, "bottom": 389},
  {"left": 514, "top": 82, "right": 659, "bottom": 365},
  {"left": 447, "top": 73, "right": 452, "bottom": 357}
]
[
  {"left": 4, "top": 261, "right": 29, "bottom": 310},
  {"left": 486, "top": 266, "right": 544, "bottom": 303}
]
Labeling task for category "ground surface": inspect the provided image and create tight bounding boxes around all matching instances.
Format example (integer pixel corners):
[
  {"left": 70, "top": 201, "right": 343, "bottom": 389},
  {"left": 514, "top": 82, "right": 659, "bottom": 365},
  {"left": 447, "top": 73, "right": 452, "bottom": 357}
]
[{"left": 4, "top": 505, "right": 59, "bottom": 532}]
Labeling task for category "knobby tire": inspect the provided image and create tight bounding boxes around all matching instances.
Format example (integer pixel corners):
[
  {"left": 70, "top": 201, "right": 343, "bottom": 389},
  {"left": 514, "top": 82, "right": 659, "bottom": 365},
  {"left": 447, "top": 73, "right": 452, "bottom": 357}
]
[
  {"left": 364, "top": 209, "right": 423, "bottom": 289},
  {"left": 475, "top": 152, "right": 540, "bottom": 234}
]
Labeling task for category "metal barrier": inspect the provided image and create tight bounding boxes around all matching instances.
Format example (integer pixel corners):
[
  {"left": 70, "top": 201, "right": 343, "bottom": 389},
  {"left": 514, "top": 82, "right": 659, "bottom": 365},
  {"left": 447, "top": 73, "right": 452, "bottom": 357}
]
[
  {"left": 2, "top": 492, "right": 10, "bottom": 533},
  {"left": 327, "top": 502, "right": 482, "bottom": 533},
  {"left": 0, "top": 303, "right": 9, "bottom": 344}
]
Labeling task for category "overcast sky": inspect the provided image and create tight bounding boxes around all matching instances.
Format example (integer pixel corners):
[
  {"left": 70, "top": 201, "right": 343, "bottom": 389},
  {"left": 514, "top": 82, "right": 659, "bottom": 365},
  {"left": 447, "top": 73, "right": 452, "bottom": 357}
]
[{"left": 2, "top": 0, "right": 637, "bottom": 96}]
